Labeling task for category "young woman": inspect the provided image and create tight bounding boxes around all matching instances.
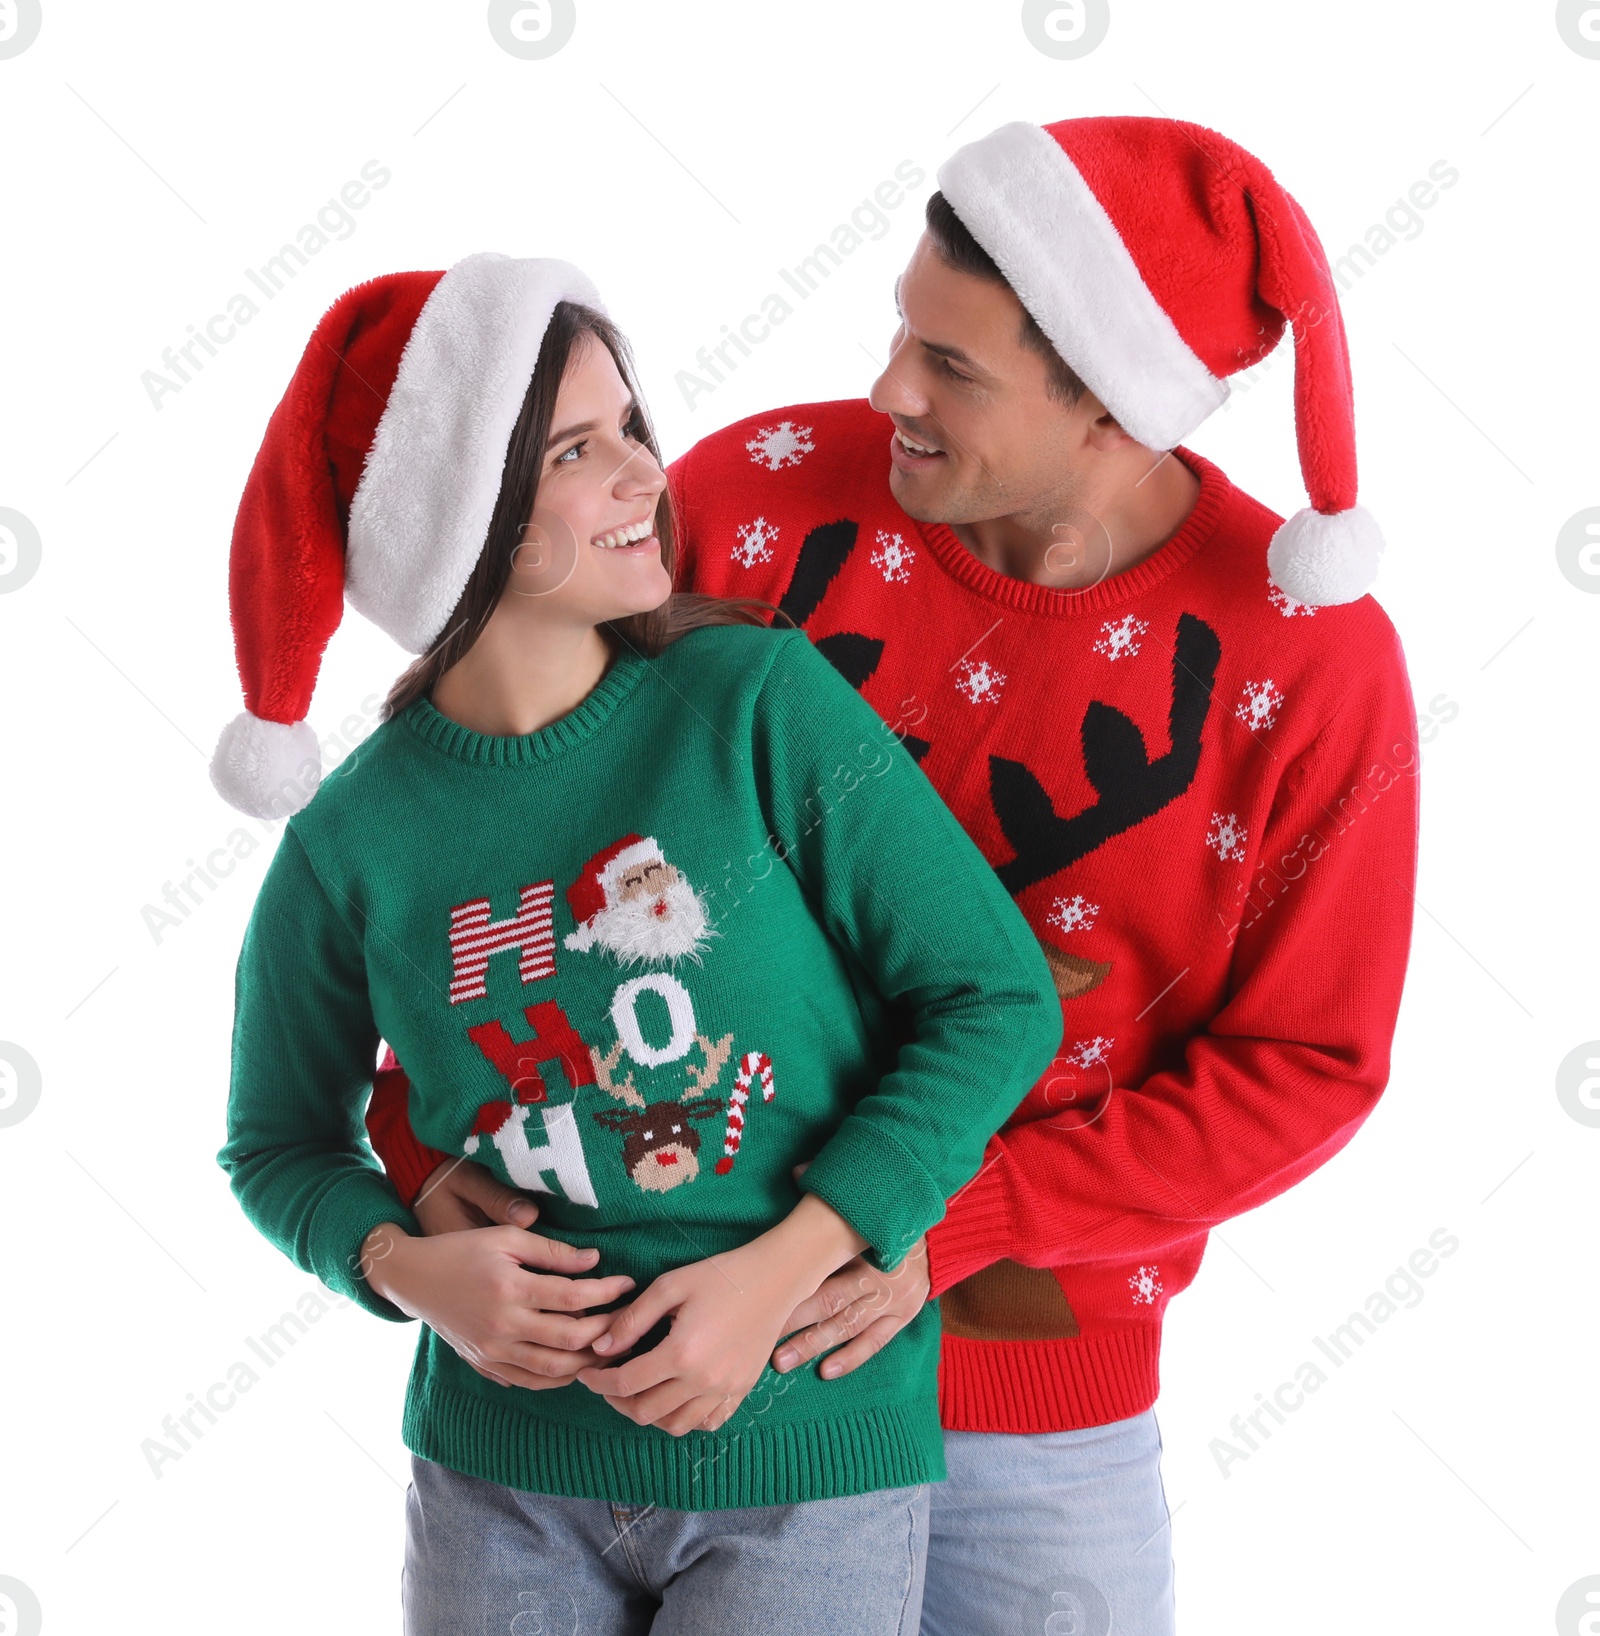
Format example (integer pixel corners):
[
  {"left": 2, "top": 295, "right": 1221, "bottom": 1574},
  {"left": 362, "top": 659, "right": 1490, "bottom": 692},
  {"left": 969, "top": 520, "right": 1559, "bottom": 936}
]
[{"left": 213, "top": 252, "right": 1062, "bottom": 1636}]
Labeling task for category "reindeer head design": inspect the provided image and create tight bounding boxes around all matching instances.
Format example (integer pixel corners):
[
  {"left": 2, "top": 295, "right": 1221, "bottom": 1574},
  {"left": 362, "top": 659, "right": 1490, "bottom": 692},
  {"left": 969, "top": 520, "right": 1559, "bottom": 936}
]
[{"left": 589, "top": 1034, "right": 731, "bottom": 1193}]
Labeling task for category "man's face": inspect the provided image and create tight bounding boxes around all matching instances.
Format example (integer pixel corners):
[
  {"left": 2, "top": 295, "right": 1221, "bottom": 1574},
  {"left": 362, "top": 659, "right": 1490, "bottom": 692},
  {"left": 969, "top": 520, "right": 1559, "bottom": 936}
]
[{"left": 869, "top": 234, "right": 1095, "bottom": 528}]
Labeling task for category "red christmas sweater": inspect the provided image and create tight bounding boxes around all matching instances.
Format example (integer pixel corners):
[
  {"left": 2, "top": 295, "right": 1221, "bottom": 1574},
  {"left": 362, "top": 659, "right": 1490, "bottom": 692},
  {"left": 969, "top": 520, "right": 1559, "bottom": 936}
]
[{"left": 367, "top": 397, "right": 1420, "bottom": 1434}]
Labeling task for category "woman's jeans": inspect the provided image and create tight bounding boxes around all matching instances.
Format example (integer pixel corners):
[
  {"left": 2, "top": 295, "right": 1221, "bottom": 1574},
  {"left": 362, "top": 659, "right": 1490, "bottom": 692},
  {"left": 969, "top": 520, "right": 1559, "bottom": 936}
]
[{"left": 402, "top": 1455, "right": 929, "bottom": 1635}]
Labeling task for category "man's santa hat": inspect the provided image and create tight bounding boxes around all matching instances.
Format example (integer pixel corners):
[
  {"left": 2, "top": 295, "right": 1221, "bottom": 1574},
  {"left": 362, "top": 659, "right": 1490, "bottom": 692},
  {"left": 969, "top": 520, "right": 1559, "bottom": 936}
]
[
  {"left": 938, "top": 116, "right": 1382, "bottom": 606},
  {"left": 210, "top": 252, "right": 606, "bottom": 819},
  {"left": 564, "top": 833, "right": 661, "bottom": 952}
]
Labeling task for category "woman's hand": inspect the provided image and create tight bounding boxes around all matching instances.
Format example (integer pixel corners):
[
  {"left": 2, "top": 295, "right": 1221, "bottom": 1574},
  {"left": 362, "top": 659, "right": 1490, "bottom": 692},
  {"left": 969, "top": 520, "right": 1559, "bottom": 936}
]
[
  {"left": 410, "top": 1157, "right": 540, "bottom": 1236},
  {"left": 360, "top": 1222, "right": 634, "bottom": 1391},
  {"left": 770, "top": 1239, "right": 930, "bottom": 1379},
  {"left": 576, "top": 1194, "right": 867, "bottom": 1437}
]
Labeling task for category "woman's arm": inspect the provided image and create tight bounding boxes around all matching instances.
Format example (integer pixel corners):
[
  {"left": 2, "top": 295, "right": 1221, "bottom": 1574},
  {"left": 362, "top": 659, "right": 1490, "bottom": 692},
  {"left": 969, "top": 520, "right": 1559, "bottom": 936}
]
[
  {"left": 218, "top": 827, "right": 422, "bottom": 1316},
  {"left": 744, "top": 630, "right": 1063, "bottom": 1271}
]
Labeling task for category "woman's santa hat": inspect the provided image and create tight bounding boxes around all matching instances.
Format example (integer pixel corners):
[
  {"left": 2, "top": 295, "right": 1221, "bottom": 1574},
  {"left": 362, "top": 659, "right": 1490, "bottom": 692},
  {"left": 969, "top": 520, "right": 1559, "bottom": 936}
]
[
  {"left": 937, "top": 116, "right": 1383, "bottom": 606},
  {"left": 210, "top": 252, "right": 606, "bottom": 819}
]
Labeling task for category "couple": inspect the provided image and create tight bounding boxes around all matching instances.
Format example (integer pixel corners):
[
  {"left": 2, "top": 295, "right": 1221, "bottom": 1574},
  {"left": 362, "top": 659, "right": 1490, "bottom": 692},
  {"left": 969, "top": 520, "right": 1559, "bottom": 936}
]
[{"left": 214, "top": 114, "right": 1418, "bottom": 1635}]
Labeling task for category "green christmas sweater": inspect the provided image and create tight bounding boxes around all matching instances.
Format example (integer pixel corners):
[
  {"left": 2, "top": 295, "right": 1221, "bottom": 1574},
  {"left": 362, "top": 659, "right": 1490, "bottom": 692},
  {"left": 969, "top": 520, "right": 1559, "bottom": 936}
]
[{"left": 219, "top": 623, "right": 1062, "bottom": 1508}]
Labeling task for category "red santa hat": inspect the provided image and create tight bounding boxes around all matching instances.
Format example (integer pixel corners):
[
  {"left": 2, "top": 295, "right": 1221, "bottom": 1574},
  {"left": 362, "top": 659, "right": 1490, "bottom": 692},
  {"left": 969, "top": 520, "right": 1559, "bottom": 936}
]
[
  {"left": 564, "top": 833, "right": 660, "bottom": 951},
  {"left": 937, "top": 116, "right": 1383, "bottom": 607},
  {"left": 210, "top": 252, "right": 607, "bottom": 819}
]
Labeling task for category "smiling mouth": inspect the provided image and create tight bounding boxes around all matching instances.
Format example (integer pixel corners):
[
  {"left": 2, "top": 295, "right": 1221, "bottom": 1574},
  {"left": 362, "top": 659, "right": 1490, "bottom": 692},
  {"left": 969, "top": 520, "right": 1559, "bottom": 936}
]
[
  {"left": 592, "top": 516, "right": 658, "bottom": 549},
  {"left": 893, "top": 427, "right": 946, "bottom": 463}
]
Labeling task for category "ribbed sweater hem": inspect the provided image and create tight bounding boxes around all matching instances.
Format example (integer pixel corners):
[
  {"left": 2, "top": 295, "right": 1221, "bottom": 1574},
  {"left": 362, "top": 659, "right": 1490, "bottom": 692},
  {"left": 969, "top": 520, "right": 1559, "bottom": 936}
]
[
  {"left": 937, "top": 1323, "right": 1162, "bottom": 1433},
  {"left": 403, "top": 1378, "right": 947, "bottom": 1510}
]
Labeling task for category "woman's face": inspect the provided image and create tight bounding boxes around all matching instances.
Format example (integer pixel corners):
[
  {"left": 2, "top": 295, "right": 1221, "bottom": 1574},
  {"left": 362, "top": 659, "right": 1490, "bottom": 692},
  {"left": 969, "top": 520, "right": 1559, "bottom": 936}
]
[{"left": 508, "top": 333, "right": 672, "bottom": 624}]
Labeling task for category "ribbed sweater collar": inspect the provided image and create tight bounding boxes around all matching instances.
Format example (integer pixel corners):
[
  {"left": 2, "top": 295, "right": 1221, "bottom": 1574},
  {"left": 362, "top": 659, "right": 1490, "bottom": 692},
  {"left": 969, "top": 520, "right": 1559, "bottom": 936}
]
[
  {"left": 915, "top": 447, "right": 1232, "bottom": 617},
  {"left": 400, "top": 645, "right": 650, "bottom": 766}
]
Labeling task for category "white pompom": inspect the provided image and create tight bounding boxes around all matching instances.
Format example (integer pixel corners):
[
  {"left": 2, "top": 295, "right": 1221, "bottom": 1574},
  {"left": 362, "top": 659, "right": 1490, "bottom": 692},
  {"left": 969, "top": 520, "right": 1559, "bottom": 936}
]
[
  {"left": 1266, "top": 504, "right": 1385, "bottom": 608},
  {"left": 210, "top": 711, "right": 322, "bottom": 819}
]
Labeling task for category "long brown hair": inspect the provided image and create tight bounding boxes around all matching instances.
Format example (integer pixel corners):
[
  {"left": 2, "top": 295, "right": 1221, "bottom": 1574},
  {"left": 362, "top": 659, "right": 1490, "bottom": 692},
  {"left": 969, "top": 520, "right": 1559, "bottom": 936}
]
[{"left": 384, "top": 301, "right": 788, "bottom": 719}]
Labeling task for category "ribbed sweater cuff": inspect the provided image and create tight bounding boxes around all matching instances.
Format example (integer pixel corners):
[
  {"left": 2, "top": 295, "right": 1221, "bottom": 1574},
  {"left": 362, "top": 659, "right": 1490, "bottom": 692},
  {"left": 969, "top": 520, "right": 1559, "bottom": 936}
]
[
  {"left": 387, "top": 1135, "right": 451, "bottom": 1210},
  {"left": 365, "top": 1066, "right": 450, "bottom": 1207},
  {"left": 938, "top": 1325, "right": 1163, "bottom": 1433},
  {"left": 799, "top": 1120, "right": 947, "bottom": 1272},
  {"left": 925, "top": 1161, "right": 1015, "bottom": 1297},
  {"left": 308, "top": 1172, "right": 420, "bottom": 1322}
]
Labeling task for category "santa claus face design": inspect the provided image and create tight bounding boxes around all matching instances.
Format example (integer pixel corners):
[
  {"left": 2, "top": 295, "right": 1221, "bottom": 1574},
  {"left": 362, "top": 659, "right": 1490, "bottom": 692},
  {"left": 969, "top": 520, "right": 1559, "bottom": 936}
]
[{"left": 581, "top": 854, "right": 711, "bottom": 965}]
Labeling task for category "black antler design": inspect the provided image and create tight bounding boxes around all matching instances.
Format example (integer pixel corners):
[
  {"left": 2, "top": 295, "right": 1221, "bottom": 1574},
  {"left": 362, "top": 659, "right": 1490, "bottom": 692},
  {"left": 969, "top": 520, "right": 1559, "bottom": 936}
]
[
  {"left": 777, "top": 520, "right": 891, "bottom": 691},
  {"left": 991, "top": 613, "right": 1221, "bottom": 895},
  {"left": 779, "top": 520, "right": 860, "bottom": 625}
]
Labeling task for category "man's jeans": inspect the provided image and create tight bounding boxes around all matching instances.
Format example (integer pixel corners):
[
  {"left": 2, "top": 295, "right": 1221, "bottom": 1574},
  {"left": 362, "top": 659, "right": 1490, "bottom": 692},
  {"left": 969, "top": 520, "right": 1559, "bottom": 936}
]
[
  {"left": 402, "top": 1455, "right": 929, "bottom": 1635},
  {"left": 921, "top": 1410, "right": 1177, "bottom": 1636}
]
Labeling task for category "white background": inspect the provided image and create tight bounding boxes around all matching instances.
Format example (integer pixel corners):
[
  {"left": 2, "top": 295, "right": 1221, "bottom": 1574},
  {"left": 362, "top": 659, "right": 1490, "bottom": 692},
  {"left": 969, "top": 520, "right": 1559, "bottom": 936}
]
[{"left": 1, "top": 2, "right": 1595, "bottom": 1631}]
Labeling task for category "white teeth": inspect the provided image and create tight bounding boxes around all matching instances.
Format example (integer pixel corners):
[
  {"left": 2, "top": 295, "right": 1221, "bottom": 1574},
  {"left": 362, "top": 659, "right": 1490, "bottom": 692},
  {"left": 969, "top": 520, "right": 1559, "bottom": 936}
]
[
  {"left": 593, "top": 518, "right": 655, "bottom": 549},
  {"left": 897, "top": 430, "right": 940, "bottom": 456}
]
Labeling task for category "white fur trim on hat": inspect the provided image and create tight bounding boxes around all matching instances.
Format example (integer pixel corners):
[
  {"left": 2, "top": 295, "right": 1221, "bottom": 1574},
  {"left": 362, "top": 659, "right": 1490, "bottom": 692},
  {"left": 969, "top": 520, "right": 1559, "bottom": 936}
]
[
  {"left": 345, "top": 253, "right": 608, "bottom": 654},
  {"left": 937, "top": 121, "right": 1228, "bottom": 451},
  {"left": 210, "top": 712, "right": 322, "bottom": 819},
  {"left": 1267, "top": 504, "right": 1384, "bottom": 608}
]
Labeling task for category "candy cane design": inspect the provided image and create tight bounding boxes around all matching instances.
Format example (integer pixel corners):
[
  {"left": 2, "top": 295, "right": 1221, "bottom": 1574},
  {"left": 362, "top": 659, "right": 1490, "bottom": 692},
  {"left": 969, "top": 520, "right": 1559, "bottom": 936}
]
[{"left": 715, "top": 1051, "right": 775, "bottom": 1174}]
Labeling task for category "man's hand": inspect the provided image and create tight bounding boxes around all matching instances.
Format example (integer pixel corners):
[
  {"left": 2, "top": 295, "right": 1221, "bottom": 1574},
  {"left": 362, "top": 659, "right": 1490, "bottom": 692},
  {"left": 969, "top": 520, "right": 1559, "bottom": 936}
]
[
  {"left": 411, "top": 1157, "right": 539, "bottom": 1236},
  {"left": 771, "top": 1239, "right": 930, "bottom": 1380},
  {"left": 360, "top": 1222, "right": 633, "bottom": 1391}
]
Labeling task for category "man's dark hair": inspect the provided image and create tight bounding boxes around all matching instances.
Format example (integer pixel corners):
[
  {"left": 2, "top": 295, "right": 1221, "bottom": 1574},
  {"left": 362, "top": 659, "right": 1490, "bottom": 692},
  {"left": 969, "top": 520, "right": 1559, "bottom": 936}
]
[{"left": 923, "top": 190, "right": 1089, "bottom": 408}]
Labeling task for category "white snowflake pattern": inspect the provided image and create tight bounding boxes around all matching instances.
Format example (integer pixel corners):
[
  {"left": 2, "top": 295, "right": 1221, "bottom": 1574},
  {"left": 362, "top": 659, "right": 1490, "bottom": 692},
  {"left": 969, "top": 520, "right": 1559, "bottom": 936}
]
[
  {"left": 732, "top": 516, "right": 778, "bottom": 568},
  {"left": 870, "top": 529, "right": 916, "bottom": 584},
  {"left": 1049, "top": 894, "right": 1100, "bottom": 936},
  {"left": 1129, "top": 1264, "right": 1163, "bottom": 1306},
  {"left": 1268, "top": 577, "right": 1318, "bottom": 618},
  {"left": 1066, "top": 1035, "right": 1114, "bottom": 1069},
  {"left": 745, "top": 420, "right": 815, "bottom": 471},
  {"left": 1093, "top": 614, "right": 1149, "bottom": 661},
  {"left": 1206, "top": 811, "right": 1249, "bottom": 862},
  {"left": 954, "top": 658, "right": 1007, "bottom": 705},
  {"left": 1235, "top": 679, "right": 1285, "bottom": 733}
]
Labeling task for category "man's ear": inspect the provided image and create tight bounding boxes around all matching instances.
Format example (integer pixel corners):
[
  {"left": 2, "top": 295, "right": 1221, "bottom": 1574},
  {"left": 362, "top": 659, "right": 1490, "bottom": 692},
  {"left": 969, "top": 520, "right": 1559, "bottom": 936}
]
[{"left": 1083, "top": 399, "right": 1133, "bottom": 455}]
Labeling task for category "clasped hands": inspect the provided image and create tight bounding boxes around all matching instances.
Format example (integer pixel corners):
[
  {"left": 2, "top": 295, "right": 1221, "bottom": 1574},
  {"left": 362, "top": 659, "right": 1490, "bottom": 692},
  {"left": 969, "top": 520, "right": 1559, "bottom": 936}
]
[{"left": 360, "top": 1159, "right": 930, "bottom": 1438}]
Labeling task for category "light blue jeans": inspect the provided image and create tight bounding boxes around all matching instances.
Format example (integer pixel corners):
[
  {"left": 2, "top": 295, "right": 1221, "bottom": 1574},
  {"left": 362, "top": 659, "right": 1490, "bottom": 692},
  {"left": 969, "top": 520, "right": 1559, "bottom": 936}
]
[
  {"left": 402, "top": 1455, "right": 929, "bottom": 1635},
  {"left": 921, "top": 1410, "right": 1177, "bottom": 1636}
]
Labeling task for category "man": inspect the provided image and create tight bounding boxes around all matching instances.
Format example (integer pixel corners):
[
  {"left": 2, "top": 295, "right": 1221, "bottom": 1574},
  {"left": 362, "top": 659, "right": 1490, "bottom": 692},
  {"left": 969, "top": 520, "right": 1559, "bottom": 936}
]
[{"left": 366, "top": 115, "right": 1418, "bottom": 1633}]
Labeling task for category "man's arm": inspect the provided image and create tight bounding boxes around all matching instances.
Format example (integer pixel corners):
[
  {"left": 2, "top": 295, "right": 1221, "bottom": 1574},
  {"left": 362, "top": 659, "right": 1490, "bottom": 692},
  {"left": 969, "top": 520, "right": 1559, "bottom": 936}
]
[
  {"left": 925, "top": 639, "right": 1420, "bottom": 1293},
  {"left": 364, "top": 1051, "right": 450, "bottom": 1206}
]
